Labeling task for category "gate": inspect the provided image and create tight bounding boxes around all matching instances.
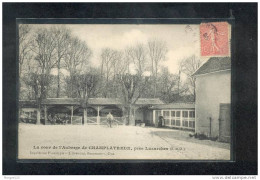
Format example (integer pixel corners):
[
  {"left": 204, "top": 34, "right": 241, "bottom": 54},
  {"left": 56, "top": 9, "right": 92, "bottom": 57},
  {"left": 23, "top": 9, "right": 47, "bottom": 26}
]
[
  {"left": 219, "top": 103, "right": 231, "bottom": 142},
  {"left": 87, "top": 117, "right": 98, "bottom": 125},
  {"left": 100, "top": 117, "right": 125, "bottom": 125},
  {"left": 72, "top": 116, "right": 83, "bottom": 125}
]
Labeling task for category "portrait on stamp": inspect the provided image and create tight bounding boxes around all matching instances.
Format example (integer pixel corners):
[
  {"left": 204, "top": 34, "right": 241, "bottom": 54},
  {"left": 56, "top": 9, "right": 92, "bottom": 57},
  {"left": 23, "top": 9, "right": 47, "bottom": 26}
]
[
  {"left": 200, "top": 22, "right": 230, "bottom": 57},
  {"left": 18, "top": 22, "right": 232, "bottom": 160}
]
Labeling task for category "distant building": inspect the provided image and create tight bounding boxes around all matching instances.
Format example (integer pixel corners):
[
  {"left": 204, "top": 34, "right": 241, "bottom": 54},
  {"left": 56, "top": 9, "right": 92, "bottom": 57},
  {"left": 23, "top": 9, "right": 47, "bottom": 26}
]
[
  {"left": 19, "top": 98, "right": 164, "bottom": 125},
  {"left": 150, "top": 103, "right": 195, "bottom": 130},
  {"left": 193, "top": 57, "right": 231, "bottom": 142}
]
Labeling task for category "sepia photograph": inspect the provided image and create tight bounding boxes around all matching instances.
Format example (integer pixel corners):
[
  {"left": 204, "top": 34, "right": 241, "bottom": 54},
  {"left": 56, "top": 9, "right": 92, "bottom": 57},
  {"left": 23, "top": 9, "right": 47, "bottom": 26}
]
[{"left": 18, "top": 22, "right": 231, "bottom": 160}]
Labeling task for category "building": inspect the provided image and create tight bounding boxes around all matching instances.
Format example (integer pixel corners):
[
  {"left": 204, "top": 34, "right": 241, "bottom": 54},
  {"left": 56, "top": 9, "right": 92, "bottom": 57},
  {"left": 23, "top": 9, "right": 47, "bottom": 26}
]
[
  {"left": 19, "top": 98, "right": 164, "bottom": 125},
  {"left": 193, "top": 57, "right": 231, "bottom": 142},
  {"left": 149, "top": 103, "right": 195, "bottom": 130}
]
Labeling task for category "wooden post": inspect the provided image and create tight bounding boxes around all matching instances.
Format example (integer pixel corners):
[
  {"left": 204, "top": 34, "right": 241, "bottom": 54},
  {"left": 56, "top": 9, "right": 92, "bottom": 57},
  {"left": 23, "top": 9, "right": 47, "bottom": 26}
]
[
  {"left": 188, "top": 110, "right": 190, "bottom": 128},
  {"left": 97, "top": 106, "right": 100, "bottom": 125},
  {"left": 83, "top": 108, "right": 87, "bottom": 125},
  {"left": 153, "top": 110, "right": 155, "bottom": 126},
  {"left": 209, "top": 117, "right": 212, "bottom": 137},
  {"left": 36, "top": 108, "right": 40, "bottom": 125},
  {"left": 134, "top": 108, "right": 136, "bottom": 119},
  {"left": 180, "top": 110, "right": 183, "bottom": 128},
  {"left": 161, "top": 110, "right": 163, "bottom": 127},
  {"left": 71, "top": 106, "right": 73, "bottom": 125},
  {"left": 169, "top": 110, "right": 171, "bottom": 126},
  {"left": 44, "top": 105, "right": 47, "bottom": 125}
]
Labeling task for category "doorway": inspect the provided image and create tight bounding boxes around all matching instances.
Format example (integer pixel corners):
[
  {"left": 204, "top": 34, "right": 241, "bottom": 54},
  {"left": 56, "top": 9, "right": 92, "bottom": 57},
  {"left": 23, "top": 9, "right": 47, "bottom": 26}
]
[{"left": 219, "top": 103, "right": 231, "bottom": 142}]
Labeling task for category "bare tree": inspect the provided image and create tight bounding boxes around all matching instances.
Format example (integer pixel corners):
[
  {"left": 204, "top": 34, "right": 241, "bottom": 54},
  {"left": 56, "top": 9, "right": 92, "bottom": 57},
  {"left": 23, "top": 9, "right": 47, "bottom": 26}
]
[
  {"left": 111, "top": 51, "right": 124, "bottom": 97},
  {"left": 179, "top": 55, "right": 201, "bottom": 101},
  {"left": 123, "top": 49, "right": 132, "bottom": 74},
  {"left": 117, "top": 73, "right": 150, "bottom": 125},
  {"left": 19, "top": 24, "right": 33, "bottom": 95},
  {"left": 51, "top": 25, "right": 71, "bottom": 98},
  {"left": 126, "top": 43, "right": 147, "bottom": 75},
  {"left": 19, "top": 24, "right": 32, "bottom": 75},
  {"left": 147, "top": 39, "right": 168, "bottom": 97},
  {"left": 157, "top": 67, "right": 188, "bottom": 102},
  {"left": 63, "top": 37, "right": 92, "bottom": 97},
  {"left": 28, "top": 28, "right": 58, "bottom": 124},
  {"left": 74, "top": 72, "right": 99, "bottom": 124},
  {"left": 101, "top": 48, "right": 116, "bottom": 82},
  {"left": 100, "top": 48, "right": 119, "bottom": 97},
  {"left": 157, "top": 67, "right": 177, "bottom": 101}
]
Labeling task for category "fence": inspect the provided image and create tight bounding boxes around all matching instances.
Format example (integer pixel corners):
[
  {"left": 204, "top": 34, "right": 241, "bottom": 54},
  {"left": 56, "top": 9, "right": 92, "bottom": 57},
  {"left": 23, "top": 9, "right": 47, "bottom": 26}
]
[
  {"left": 87, "top": 116, "right": 125, "bottom": 125},
  {"left": 100, "top": 116, "right": 125, "bottom": 125}
]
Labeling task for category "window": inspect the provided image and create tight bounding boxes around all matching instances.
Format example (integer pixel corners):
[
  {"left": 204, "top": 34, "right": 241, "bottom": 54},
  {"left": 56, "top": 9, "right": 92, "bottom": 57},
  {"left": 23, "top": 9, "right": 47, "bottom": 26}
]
[
  {"left": 182, "top": 111, "right": 188, "bottom": 118},
  {"left": 163, "top": 111, "right": 170, "bottom": 126},
  {"left": 188, "top": 111, "right": 195, "bottom": 129},
  {"left": 163, "top": 111, "right": 170, "bottom": 117},
  {"left": 171, "top": 111, "right": 175, "bottom": 117},
  {"left": 189, "top": 121, "right": 195, "bottom": 128},
  {"left": 165, "top": 119, "right": 170, "bottom": 125},
  {"left": 176, "top": 120, "right": 180, "bottom": 126},
  {"left": 159, "top": 110, "right": 195, "bottom": 129},
  {"left": 189, "top": 111, "right": 195, "bottom": 118},
  {"left": 171, "top": 119, "right": 175, "bottom": 126},
  {"left": 176, "top": 111, "right": 180, "bottom": 117}
]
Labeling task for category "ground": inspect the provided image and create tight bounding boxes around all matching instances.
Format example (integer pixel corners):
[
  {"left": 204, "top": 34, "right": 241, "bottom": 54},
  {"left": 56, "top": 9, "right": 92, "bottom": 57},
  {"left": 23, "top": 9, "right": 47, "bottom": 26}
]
[{"left": 18, "top": 124, "right": 230, "bottom": 160}]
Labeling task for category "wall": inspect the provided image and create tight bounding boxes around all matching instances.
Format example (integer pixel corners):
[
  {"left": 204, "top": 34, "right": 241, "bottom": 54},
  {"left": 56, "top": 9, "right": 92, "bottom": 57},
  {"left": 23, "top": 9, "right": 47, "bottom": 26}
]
[
  {"left": 135, "top": 108, "right": 144, "bottom": 122},
  {"left": 144, "top": 110, "right": 153, "bottom": 125},
  {"left": 195, "top": 70, "right": 231, "bottom": 137}
]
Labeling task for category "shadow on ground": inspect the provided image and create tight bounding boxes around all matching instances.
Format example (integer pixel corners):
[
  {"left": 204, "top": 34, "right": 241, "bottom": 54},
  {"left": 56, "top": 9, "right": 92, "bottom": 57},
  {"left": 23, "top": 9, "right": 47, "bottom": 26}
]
[{"left": 147, "top": 127, "right": 230, "bottom": 150}]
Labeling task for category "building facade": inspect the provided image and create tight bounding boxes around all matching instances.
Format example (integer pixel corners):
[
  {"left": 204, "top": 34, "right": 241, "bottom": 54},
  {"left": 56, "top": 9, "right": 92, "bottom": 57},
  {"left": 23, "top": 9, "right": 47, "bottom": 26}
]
[
  {"left": 150, "top": 103, "right": 195, "bottom": 130},
  {"left": 193, "top": 57, "right": 231, "bottom": 142}
]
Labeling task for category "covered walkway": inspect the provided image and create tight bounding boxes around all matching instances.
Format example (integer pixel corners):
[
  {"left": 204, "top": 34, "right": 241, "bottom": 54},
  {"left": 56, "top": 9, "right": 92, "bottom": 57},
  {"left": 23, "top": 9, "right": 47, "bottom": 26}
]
[{"left": 19, "top": 98, "right": 164, "bottom": 125}]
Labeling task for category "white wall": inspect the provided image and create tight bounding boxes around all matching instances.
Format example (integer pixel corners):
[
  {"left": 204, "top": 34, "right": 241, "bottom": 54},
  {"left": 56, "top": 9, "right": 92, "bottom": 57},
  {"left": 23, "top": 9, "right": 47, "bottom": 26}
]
[{"left": 195, "top": 70, "right": 231, "bottom": 137}]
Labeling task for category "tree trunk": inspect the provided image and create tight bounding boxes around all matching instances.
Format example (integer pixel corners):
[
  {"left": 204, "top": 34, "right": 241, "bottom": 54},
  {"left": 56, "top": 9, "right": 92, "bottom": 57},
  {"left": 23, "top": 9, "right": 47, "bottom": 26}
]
[
  {"left": 127, "top": 105, "right": 135, "bottom": 126},
  {"left": 124, "top": 106, "right": 131, "bottom": 125},
  {"left": 153, "top": 76, "right": 157, "bottom": 98},
  {"left": 177, "top": 70, "right": 181, "bottom": 100},
  {"left": 153, "top": 66, "right": 158, "bottom": 98},
  {"left": 56, "top": 63, "right": 61, "bottom": 98}
]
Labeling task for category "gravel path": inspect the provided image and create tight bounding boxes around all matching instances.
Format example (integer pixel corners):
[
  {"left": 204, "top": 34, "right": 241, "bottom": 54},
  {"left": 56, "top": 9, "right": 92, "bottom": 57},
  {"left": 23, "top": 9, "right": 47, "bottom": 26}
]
[{"left": 18, "top": 124, "right": 230, "bottom": 160}]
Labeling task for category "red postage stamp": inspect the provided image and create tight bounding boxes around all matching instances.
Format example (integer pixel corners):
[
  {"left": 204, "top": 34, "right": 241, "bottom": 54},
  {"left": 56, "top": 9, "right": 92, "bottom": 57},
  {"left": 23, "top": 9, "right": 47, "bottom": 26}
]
[{"left": 200, "top": 22, "right": 229, "bottom": 56}]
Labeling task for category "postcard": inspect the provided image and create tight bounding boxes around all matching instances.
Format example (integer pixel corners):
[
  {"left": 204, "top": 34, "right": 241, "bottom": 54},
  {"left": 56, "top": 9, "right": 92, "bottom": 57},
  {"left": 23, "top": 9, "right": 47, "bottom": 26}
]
[{"left": 18, "top": 22, "right": 231, "bottom": 160}]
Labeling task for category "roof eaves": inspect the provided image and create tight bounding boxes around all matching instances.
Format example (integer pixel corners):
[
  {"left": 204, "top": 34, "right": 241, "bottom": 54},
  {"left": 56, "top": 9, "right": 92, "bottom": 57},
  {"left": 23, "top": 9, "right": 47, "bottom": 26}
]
[{"left": 193, "top": 68, "right": 231, "bottom": 77}]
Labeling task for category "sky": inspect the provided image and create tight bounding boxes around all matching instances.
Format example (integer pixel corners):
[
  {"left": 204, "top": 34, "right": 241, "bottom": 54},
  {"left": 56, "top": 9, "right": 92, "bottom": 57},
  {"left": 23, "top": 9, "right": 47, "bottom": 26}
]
[{"left": 64, "top": 24, "right": 203, "bottom": 75}]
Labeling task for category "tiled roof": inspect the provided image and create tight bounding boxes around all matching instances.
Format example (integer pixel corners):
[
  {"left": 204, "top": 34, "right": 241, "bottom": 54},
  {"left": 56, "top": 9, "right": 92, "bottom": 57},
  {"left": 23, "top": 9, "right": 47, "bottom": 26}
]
[
  {"left": 20, "top": 98, "right": 164, "bottom": 106},
  {"left": 135, "top": 98, "right": 164, "bottom": 105},
  {"left": 41, "top": 98, "right": 121, "bottom": 105},
  {"left": 19, "top": 100, "right": 37, "bottom": 107},
  {"left": 193, "top": 57, "right": 231, "bottom": 76},
  {"left": 42, "top": 98, "right": 81, "bottom": 105},
  {"left": 150, "top": 103, "right": 195, "bottom": 109}
]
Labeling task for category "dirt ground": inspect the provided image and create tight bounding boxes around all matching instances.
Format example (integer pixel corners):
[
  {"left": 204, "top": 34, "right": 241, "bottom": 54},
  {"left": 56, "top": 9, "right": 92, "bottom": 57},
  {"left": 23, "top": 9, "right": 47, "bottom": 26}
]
[{"left": 18, "top": 124, "right": 230, "bottom": 160}]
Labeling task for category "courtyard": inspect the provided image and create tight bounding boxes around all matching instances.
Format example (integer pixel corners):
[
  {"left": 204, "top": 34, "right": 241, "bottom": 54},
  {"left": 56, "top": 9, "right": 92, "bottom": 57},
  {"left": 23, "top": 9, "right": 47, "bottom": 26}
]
[{"left": 18, "top": 124, "right": 230, "bottom": 160}]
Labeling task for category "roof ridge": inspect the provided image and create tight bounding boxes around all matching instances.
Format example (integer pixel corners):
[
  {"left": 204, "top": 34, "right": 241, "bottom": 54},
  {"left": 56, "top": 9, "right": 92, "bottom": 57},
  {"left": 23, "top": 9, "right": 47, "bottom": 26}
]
[{"left": 193, "top": 56, "right": 231, "bottom": 76}]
